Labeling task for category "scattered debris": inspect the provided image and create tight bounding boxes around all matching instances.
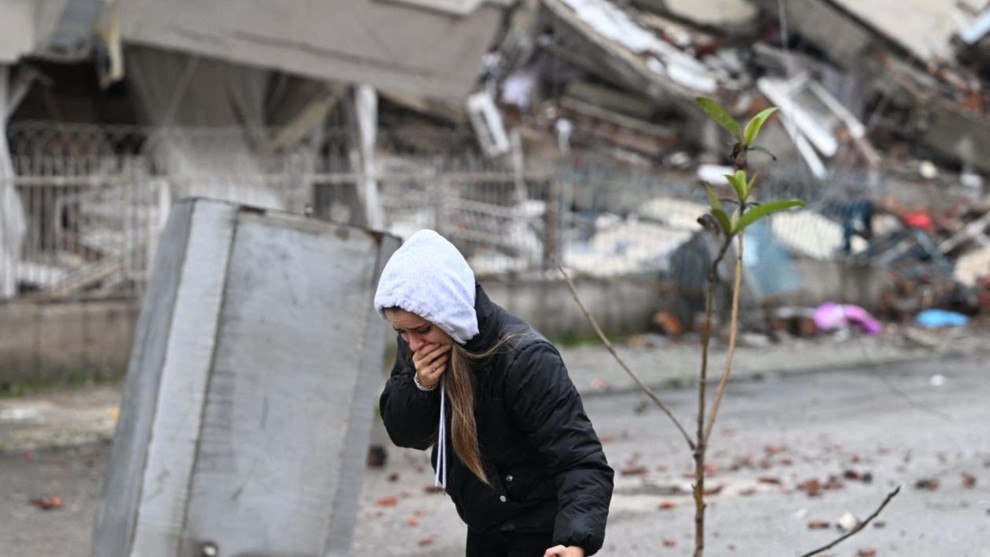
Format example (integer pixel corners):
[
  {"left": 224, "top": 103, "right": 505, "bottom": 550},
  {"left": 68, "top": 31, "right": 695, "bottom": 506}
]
[
  {"left": 651, "top": 311, "right": 684, "bottom": 336},
  {"left": 768, "top": 307, "right": 818, "bottom": 338},
  {"left": 843, "top": 469, "right": 874, "bottom": 483},
  {"left": 703, "top": 483, "right": 725, "bottom": 496},
  {"left": 837, "top": 511, "right": 861, "bottom": 532},
  {"left": 814, "top": 302, "right": 884, "bottom": 335},
  {"left": 620, "top": 464, "right": 649, "bottom": 476},
  {"left": 916, "top": 308, "right": 970, "bottom": 328},
  {"left": 590, "top": 378, "right": 612, "bottom": 391},
  {"left": 30, "top": 496, "right": 64, "bottom": 510},
  {"left": 367, "top": 445, "right": 388, "bottom": 468},
  {"left": 375, "top": 496, "right": 399, "bottom": 507},
  {"left": 797, "top": 478, "right": 824, "bottom": 498}
]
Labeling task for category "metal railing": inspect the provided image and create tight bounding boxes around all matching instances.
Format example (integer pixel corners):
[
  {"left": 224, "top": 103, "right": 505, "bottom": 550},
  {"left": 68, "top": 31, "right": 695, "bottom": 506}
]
[{"left": 3, "top": 122, "right": 899, "bottom": 301}]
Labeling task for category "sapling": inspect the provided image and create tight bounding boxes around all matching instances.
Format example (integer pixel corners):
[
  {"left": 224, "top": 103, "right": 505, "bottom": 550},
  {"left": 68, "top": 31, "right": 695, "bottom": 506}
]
[
  {"left": 690, "top": 97, "right": 805, "bottom": 557},
  {"left": 557, "top": 97, "right": 898, "bottom": 557}
]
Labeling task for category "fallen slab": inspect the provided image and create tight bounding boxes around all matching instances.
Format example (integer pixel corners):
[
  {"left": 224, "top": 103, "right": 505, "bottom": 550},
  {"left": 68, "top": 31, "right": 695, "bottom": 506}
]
[{"left": 90, "top": 198, "right": 399, "bottom": 557}]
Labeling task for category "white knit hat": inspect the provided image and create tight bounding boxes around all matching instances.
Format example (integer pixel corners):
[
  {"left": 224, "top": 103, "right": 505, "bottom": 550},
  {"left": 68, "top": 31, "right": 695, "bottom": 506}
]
[{"left": 374, "top": 229, "right": 479, "bottom": 344}]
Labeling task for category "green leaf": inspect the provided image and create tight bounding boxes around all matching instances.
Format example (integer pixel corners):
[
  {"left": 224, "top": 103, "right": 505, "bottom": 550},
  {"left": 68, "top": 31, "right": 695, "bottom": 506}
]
[
  {"left": 746, "top": 172, "right": 759, "bottom": 194},
  {"left": 742, "top": 107, "right": 778, "bottom": 147},
  {"left": 736, "top": 199, "right": 806, "bottom": 232},
  {"left": 696, "top": 97, "right": 741, "bottom": 140},
  {"left": 724, "top": 170, "right": 748, "bottom": 202},
  {"left": 704, "top": 184, "right": 733, "bottom": 237},
  {"left": 747, "top": 145, "right": 777, "bottom": 161}
]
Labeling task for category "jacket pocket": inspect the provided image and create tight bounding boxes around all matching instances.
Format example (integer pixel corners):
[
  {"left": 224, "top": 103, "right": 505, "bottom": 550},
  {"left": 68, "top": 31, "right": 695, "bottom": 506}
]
[{"left": 497, "top": 465, "right": 554, "bottom": 504}]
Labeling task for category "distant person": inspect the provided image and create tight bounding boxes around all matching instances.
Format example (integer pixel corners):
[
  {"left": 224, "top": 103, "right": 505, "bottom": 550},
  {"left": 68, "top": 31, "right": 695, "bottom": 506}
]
[
  {"left": 840, "top": 198, "right": 874, "bottom": 254},
  {"left": 374, "top": 229, "right": 613, "bottom": 557}
]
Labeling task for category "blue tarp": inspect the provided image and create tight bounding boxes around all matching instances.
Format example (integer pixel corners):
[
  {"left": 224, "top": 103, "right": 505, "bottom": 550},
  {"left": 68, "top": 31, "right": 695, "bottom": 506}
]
[{"left": 742, "top": 219, "right": 804, "bottom": 298}]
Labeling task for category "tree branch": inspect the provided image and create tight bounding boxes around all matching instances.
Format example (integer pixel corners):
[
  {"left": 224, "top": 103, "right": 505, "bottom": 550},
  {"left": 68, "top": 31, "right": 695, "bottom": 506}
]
[
  {"left": 554, "top": 260, "right": 695, "bottom": 450},
  {"left": 704, "top": 232, "right": 745, "bottom": 445},
  {"left": 797, "top": 485, "right": 901, "bottom": 557}
]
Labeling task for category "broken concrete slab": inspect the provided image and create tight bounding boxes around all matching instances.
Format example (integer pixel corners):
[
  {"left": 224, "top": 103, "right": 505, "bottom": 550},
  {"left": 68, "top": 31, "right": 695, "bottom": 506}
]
[
  {"left": 824, "top": 0, "right": 964, "bottom": 65},
  {"left": 748, "top": 0, "right": 969, "bottom": 68},
  {"left": 116, "top": 0, "right": 508, "bottom": 103},
  {"left": 541, "top": 0, "right": 723, "bottom": 105},
  {"left": 955, "top": 244, "right": 990, "bottom": 287},
  {"left": 563, "top": 218, "right": 694, "bottom": 276},
  {"left": 0, "top": 0, "right": 82, "bottom": 63},
  {"left": 90, "top": 198, "right": 399, "bottom": 557},
  {"left": 632, "top": 0, "right": 757, "bottom": 31}
]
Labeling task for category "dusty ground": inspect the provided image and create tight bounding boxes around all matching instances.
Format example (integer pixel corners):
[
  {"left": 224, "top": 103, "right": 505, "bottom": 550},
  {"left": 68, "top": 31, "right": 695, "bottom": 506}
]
[
  {"left": 2, "top": 355, "right": 988, "bottom": 556},
  {"left": 351, "top": 355, "right": 990, "bottom": 556}
]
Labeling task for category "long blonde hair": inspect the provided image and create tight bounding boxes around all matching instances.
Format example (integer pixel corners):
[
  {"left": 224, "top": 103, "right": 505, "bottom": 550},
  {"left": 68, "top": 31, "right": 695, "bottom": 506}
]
[
  {"left": 444, "top": 335, "right": 519, "bottom": 485},
  {"left": 445, "top": 343, "right": 485, "bottom": 483}
]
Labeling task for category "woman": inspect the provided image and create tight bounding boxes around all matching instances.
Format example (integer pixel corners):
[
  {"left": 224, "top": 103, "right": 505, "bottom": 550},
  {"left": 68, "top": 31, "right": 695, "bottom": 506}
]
[{"left": 375, "top": 229, "right": 613, "bottom": 557}]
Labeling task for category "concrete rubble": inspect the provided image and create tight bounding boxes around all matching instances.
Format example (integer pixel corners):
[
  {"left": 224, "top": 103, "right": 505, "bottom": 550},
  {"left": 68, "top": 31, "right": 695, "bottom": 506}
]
[
  {"left": 2, "top": 1, "right": 990, "bottom": 351},
  {"left": 494, "top": 0, "right": 990, "bottom": 336}
]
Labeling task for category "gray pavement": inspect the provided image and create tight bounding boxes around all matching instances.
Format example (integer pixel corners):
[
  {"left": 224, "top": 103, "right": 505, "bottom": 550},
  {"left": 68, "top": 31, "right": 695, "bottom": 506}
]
[
  {"left": 1, "top": 325, "right": 988, "bottom": 557},
  {"left": 560, "top": 324, "right": 988, "bottom": 395},
  {"left": 354, "top": 355, "right": 990, "bottom": 556},
  {"left": 1, "top": 325, "right": 986, "bottom": 454}
]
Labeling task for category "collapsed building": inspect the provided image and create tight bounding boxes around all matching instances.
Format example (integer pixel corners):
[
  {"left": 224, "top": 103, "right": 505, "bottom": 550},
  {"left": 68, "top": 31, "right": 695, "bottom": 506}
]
[{"left": 2, "top": 0, "right": 989, "bottom": 334}]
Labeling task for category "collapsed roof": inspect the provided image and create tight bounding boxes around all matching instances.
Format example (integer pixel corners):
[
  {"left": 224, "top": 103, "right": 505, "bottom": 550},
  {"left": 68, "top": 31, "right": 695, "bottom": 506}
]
[{"left": 2, "top": 0, "right": 513, "bottom": 103}]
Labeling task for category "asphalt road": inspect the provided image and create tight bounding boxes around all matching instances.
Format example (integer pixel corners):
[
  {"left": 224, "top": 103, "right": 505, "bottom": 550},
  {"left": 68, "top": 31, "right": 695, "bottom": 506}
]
[{"left": 2, "top": 356, "right": 988, "bottom": 557}]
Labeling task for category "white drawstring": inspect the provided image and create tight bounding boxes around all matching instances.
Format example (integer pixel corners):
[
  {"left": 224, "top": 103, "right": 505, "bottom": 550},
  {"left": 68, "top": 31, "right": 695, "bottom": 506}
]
[{"left": 435, "top": 381, "right": 447, "bottom": 492}]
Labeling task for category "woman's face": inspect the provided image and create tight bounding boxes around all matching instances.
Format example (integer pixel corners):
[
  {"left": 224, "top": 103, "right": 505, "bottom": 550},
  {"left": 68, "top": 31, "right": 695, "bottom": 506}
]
[{"left": 383, "top": 308, "right": 453, "bottom": 352}]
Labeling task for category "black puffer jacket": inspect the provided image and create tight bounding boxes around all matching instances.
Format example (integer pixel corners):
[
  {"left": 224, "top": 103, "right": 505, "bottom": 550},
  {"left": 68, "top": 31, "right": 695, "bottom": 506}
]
[{"left": 380, "top": 285, "right": 614, "bottom": 554}]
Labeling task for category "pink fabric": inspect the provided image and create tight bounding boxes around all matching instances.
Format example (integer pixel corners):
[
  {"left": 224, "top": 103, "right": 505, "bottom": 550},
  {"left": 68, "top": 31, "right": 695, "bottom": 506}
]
[{"left": 813, "top": 302, "right": 883, "bottom": 335}]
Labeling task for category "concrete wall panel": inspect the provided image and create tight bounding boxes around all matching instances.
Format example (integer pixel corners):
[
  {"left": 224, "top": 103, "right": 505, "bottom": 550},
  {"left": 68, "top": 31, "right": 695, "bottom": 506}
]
[{"left": 90, "top": 199, "right": 399, "bottom": 557}]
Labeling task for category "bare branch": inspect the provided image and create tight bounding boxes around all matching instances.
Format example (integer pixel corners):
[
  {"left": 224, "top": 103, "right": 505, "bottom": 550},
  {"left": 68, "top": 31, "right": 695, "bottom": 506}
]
[
  {"left": 704, "top": 232, "right": 745, "bottom": 445},
  {"left": 554, "top": 260, "right": 695, "bottom": 450},
  {"left": 797, "top": 485, "right": 902, "bottom": 557}
]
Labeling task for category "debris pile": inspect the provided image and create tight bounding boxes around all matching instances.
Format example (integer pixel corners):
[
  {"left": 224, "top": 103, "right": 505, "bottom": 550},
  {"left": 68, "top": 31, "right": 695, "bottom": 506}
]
[
  {"left": 467, "top": 0, "right": 990, "bottom": 336},
  {"left": 4, "top": 0, "right": 990, "bottom": 339}
]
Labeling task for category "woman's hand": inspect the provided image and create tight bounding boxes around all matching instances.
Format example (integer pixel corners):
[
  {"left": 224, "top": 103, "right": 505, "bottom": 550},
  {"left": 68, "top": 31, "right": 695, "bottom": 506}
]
[
  {"left": 543, "top": 546, "right": 584, "bottom": 557},
  {"left": 412, "top": 343, "right": 451, "bottom": 389}
]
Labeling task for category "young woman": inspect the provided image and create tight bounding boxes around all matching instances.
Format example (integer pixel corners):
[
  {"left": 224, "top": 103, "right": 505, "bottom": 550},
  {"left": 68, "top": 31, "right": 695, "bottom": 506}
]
[{"left": 375, "top": 229, "right": 613, "bottom": 557}]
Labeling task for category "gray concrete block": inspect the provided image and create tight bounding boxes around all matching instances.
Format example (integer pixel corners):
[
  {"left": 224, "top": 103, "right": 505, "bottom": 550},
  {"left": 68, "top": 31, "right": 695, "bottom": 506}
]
[{"left": 91, "top": 199, "right": 398, "bottom": 557}]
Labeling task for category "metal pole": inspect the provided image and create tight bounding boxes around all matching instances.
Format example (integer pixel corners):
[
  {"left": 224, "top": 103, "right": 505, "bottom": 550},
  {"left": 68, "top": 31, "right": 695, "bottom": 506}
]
[{"left": 0, "top": 65, "right": 28, "bottom": 299}]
